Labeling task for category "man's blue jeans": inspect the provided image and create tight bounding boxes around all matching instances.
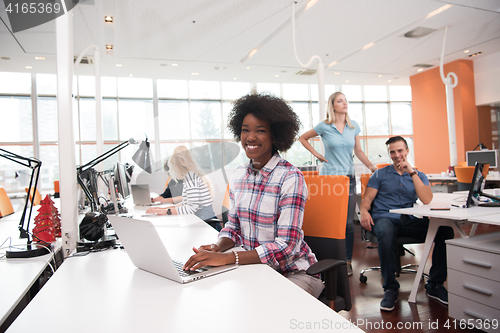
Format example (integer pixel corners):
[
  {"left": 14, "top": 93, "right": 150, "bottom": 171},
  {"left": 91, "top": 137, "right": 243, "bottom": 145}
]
[{"left": 372, "top": 215, "right": 454, "bottom": 291}]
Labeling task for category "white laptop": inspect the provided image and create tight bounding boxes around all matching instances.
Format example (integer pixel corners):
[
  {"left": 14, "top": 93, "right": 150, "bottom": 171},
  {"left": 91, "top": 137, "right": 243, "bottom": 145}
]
[
  {"left": 131, "top": 184, "right": 156, "bottom": 206},
  {"left": 108, "top": 216, "right": 237, "bottom": 283}
]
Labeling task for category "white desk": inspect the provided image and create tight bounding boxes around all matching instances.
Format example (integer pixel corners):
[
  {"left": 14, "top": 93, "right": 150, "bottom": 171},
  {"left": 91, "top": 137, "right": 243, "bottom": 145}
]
[
  {"left": 390, "top": 193, "right": 500, "bottom": 303},
  {"left": 6, "top": 212, "right": 364, "bottom": 333},
  {"left": 0, "top": 209, "right": 61, "bottom": 330}
]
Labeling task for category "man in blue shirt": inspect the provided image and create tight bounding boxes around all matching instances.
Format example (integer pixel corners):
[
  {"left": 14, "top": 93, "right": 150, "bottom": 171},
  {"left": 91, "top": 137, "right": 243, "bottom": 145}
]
[{"left": 360, "top": 136, "right": 454, "bottom": 311}]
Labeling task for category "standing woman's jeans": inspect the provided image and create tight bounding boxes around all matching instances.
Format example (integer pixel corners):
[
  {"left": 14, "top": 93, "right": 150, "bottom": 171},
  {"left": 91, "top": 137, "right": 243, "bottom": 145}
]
[{"left": 345, "top": 175, "right": 356, "bottom": 262}]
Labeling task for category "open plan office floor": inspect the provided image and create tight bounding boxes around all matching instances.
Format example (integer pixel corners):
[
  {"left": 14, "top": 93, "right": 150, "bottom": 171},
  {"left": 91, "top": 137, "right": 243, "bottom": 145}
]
[{"left": 340, "top": 221, "right": 499, "bottom": 333}]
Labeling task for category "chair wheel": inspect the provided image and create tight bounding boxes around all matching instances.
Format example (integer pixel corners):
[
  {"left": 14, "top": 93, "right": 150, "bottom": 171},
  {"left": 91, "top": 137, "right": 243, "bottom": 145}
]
[{"left": 360, "top": 275, "right": 367, "bottom": 283}]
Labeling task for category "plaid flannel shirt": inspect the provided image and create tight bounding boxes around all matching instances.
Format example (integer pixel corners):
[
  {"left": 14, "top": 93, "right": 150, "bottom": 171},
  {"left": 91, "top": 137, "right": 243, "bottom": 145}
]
[{"left": 219, "top": 154, "right": 318, "bottom": 276}]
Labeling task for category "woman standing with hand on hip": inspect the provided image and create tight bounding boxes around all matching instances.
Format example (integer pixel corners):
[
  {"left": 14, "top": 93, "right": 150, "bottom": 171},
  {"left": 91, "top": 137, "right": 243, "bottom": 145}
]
[{"left": 299, "top": 91, "right": 377, "bottom": 276}]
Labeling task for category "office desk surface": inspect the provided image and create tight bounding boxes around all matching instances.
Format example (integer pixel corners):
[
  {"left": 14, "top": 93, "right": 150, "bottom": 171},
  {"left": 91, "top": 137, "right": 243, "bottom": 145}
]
[
  {"left": 0, "top": 208, "right": 59, "bottom": 327},
  {"left": 389, "top": 193, "right": 500, "bottom": 303},
  {"left": 7, "top": 214, "right": 364, "bottom": 333},
  {"left": 390, "top": 193, "right": 500, "bottom": 220}
]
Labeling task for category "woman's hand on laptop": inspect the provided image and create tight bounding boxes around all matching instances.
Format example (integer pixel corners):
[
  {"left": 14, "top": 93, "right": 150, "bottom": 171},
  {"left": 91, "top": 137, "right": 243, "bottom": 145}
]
[
  {"left": 198, "top": 244, "right": 221, "bottom": 252},
  {"left": 183, "top": 247, "right": 233, "bottom": 271}
]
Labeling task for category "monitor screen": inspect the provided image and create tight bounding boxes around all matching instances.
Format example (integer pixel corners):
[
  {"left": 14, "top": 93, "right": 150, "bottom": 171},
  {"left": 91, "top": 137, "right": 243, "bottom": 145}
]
[
  {"left": 466, "top": 150, "right": 497, "bottom": 168},
  {"left": 114, "top": 162, "right": 131, "bottom": 200},
  {"left": 466, "top": 162, "right": 486, "bottom": 208}
]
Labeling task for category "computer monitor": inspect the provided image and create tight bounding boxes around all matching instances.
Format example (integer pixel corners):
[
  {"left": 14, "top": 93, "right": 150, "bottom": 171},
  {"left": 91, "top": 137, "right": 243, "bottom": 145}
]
[
  {"left": 466, "top": 162, "right": 500, "bottom": 208},
  {"left": 466, "top": 149, "right": 498, "bottom": 168},
  {"left": 114, "top": 162, "right": 131, "bottom": 200}
]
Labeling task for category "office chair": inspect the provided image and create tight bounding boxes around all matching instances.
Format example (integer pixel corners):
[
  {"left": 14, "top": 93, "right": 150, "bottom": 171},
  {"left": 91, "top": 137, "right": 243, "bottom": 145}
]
[
  {"left": 359, "top": 229, "right": 427, "bottom": 283},
  {"left": 203, "top": 184, "right": 230, "bottom": 231},
  {"left": 0, "top": 188, "right": 14, "bottom": 218},
  {"left": 376, "top": 163, "right": 390, "bottom": 169},
  {"left": 301, "top": 170, "right": 319, "bottom": 176},
  {"left": 454, "top": 164, "right": 489, "bottom": 191},
  {"left": 54, "top": 180, "right": 60, "bottom": 198},
  {"left": 302, "top": 174, "right": 352, "bottom": 312},
  {"left": 25, "top": 187, "right": 42, "bottom": 206}
]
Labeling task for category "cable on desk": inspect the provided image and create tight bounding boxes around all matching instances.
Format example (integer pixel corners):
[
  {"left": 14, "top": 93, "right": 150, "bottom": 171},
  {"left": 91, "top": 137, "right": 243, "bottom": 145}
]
[{"left": 0, "top": 244, "right": 56, "bottom": 274}]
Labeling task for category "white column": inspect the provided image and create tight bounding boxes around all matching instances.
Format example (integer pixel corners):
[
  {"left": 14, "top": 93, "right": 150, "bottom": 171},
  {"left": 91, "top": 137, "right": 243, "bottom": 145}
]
[
  {"left": 94, "top": 48, "right": 103, "bottom": 159},
  {"left": 56, "top": 11, "right": 78, "bottom": 256}
]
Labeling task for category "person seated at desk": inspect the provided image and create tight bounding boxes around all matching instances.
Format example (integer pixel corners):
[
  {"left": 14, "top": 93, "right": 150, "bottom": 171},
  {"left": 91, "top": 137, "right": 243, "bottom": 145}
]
[
  {"left": 146, "top": 146, "right": 216, "bottom": 222},
  {"left": 359, "top": 136, "right": 454, "bottom": 311},
  {"left": 151, "top": 159, "right": 184, "bottom": 204},
  {"left": 183, "top": 93, "right": 324, "bottom": 298}
]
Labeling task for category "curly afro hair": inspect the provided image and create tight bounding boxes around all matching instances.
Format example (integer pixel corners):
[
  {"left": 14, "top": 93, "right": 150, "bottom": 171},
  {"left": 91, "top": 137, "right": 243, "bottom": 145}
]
[{"left": 227, "top": 93, "right": 301, "bottom": 153}]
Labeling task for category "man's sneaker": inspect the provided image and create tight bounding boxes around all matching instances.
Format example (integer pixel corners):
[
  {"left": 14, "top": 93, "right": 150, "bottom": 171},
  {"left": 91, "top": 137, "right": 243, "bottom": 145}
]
[
  {"left": 380, "top": 289, "right": 399, "bottom": 311},
  {"left": 347, "top": 263, "right": 353, "bottom": 276},
  {"left": 425, "top": 284, "right": 448, "bottom": 305}
]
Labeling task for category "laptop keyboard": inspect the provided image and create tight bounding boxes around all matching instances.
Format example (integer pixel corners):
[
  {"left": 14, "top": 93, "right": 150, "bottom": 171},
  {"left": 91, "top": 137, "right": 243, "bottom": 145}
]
[{"left": 172, "top": 260, "right": 207, "bottom": 277}]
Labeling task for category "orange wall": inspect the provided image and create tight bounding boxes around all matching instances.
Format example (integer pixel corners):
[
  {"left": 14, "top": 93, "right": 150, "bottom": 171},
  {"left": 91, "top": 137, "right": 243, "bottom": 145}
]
[{"left": 410, "top": 60, "right": 478, "bottom": 174}]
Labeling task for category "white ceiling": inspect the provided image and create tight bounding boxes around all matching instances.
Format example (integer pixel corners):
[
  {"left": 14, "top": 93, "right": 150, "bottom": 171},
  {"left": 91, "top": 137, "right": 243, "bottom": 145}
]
[{"left": 1, "top": 0, "right": 499, "bottom": 86}]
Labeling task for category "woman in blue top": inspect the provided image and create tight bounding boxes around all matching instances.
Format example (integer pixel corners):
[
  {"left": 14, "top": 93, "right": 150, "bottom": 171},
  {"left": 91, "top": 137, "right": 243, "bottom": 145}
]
[{"left": 299, "top": 91, "right": 377, "bottom": 275}]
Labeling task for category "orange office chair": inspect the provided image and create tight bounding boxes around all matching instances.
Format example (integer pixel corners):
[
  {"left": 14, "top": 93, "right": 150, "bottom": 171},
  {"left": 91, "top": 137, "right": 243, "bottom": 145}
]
[
  {"left": 0, "top": 188, "right": 14, "bottom": 218},
  {"left": 376, "top": 163, "right": 390, "bottom": 169},
  {"left": 302, "top": 175, "right": 351, "bottom": 312},
  {"left": 165, "top": 176, "right": 172, "bottom": 189},
  {"left": 301, "top": 170, "right": 319, "bottom": 176},
  {"left": 54, "top": 180, "right": 60, "bottom": 198},
  {"left": 25, "top": 187, "right": 41, "bottom": 206},
  {"left": 360, "top": 173, "right": 372, "bottom": 199},
  {"left": 454, "top": 164, "right": 489, "bottom": 191}
]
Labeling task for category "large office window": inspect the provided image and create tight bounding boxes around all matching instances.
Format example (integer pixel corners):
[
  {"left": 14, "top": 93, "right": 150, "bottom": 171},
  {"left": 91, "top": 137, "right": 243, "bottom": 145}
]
[{"left": 0, "top": 70, "right": 414, "bottom": 193}]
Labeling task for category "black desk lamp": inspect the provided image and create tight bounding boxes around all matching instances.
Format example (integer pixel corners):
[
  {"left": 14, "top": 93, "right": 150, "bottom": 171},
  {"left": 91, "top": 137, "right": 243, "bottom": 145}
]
[
  {"left": 77, "top": 138, "right": 152, "bottom": 242},
  {"left": 0, "top": 148, "right": 48, "bottom": 258}
]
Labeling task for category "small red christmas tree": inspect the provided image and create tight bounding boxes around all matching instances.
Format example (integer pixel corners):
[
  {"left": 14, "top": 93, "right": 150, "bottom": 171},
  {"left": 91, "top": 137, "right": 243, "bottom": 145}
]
[{"left": 33, "top": 195, "right": 61, "bottom": 243}]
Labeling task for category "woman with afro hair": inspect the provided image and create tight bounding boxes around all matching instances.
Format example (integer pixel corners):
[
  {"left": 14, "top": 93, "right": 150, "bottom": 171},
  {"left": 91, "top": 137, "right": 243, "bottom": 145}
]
[{"left": 183, "top": 93, "right": 324, "bottom": 298}]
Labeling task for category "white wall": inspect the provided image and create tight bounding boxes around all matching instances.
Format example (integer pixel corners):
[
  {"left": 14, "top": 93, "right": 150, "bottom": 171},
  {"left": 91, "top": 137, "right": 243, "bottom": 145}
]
[{"left": 474, "top": 51, "right": 500, "bottom": 106}]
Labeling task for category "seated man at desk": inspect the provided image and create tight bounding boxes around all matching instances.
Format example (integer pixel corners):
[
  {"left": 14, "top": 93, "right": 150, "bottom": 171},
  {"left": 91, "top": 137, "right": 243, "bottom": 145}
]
[{"left": 360, "top": 136, "right": 454, "bottom": 311}]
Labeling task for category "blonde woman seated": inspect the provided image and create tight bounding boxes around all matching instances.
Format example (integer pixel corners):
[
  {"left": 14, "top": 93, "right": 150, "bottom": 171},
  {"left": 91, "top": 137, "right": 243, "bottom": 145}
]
[{"left": 146, "top": 146, "right": 216, "bottom": 223}]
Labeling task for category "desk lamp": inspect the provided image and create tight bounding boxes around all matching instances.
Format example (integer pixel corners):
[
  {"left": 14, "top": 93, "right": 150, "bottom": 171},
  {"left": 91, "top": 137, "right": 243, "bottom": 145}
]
[
  {"left": 0, "top": 148, "right": 47, "bottom": 258},
  {"left": 76, "top": 138, "right": 152, "bottom": 242}
]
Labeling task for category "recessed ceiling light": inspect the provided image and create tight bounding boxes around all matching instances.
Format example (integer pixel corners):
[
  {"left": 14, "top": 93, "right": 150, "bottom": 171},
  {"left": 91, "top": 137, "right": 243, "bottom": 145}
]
[
  {"left": 417, "top": 68, "right": 424, "bottom": 72},
  {"left": 116, "top": 64, "right": 122, "bottom": 67},
  {"left": 327, "top": 61, "right": 338, "bottom": 68},
  {"left": 275, "top": 74, "right": 280, "bottom": 77},
  {"left": 468, "top": 51, "right": 483, "bottom": 57},
  {"left": 34, "top": 57, "right": 45, "bottom": 60},
  {"left": 191, "top": 72, "right": 199, "bottom": 75},
  {"left": 233, "top": 77, "right": 237, "bottom": 80},
  {"left": 345, "top": 80, "right": 349, "bottom": 83},
  {"left": 106, "top": 45, "right": 113, "bottom": 50},
  {"left": 248, "top": 48, "right": 258, "bottom": 58},
  {"left": 464, "top": 49, "right": 470, "bottom": 53},
  {"left": 104, "top": 16, "right": 113, "bottom": 23},
  {"left": 362, "top": 42, "right": 375, "bottom": 51},
  {"left": 334, "top": 72, "right": 340, "bottom": 75},
  {"left": 388, "top": 80, "right": 392, "bottom": 82},
  {"left": 377, "top": 74, "right": 382, "bottom": 78},
  {"left": 25, "top": 66, "right": 32, "bottom": 69},
  {"left": 129, "top": 74, "right": 133, "bottom": 77},
  {"left": 246, "top": 66, "right": 251, "bottom": 69},
  {"left": 171, "top": 63, "right": 178, "bottom": 67}
]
